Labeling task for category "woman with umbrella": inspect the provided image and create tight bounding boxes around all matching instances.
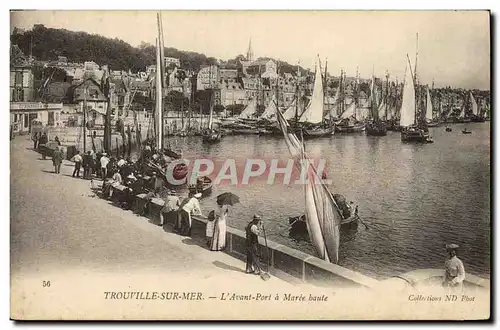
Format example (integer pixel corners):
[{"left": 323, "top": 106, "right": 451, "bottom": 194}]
[{"left": 211, "top": 192, "right": 239, "bottom": 251}]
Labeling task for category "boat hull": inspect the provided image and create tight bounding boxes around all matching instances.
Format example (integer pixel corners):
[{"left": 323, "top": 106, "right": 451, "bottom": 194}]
[
  {"left": 302, "top": 127, "right": 334, "bottom": 138},
  {"left": 401, "top": 128, "right": 430, "bottom": 143},
  {"left": 335, "top": 124, "right": 365, "bottom": 133},
  {"left": 365, "top": 122, "right": 387, "bottom": 136},
  {"left": 202, "top": 132, "right": 222, "bottom": 143}
]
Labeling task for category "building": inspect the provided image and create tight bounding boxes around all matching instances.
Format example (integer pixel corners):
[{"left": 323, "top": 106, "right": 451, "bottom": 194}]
[
  {"left": 10, "top": 66, "right": 35, "bottom": 102},
  {"left": 246, "top": 59, "right": 277, "bottom": 78},
  {"left": 219, "top": 69, "right": 238, "bottom": 81},
  {"left": 220, "top": 80, "right": 246, "bottom": 106},
  {"left": 72, "top": 78, "right": 108, "bottom": 117},
  {"left": 10, "top": 102, "right": 64, "bottom": 135}
]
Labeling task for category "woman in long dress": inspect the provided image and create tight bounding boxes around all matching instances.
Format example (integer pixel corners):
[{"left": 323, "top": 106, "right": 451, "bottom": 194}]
[{"left": 210, "top": 202, "right": 228, "bottom": 251}]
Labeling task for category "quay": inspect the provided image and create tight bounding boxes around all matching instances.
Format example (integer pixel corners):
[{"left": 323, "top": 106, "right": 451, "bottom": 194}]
[{"left": 10, "top": 135, "right": 489, "bottom": 319}]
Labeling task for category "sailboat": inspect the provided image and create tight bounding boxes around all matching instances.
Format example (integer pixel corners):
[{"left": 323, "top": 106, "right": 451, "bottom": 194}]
[
  {"left": 400, "top": 55, "right": 430, "bottom": 143},
  {"left": 470, "top": 91, "right": 485, "bottom": 122},
  {"left": 335, "top": 68, "right": 366, "bottom": 133},
  {"left": 296, "top": 56, "right": 333, "bottom": 138},
  {"left": 276, "top": 105, "right": 343, "bottom": 264},
  {"left": 366, "top": 73, "right": 387, "bottom": 136},
  {"left": 426, "top": 87, "right": 440, "bottom": 127},
  {"left": 202, "top": 87, "right": 222, "bottom": 143}
]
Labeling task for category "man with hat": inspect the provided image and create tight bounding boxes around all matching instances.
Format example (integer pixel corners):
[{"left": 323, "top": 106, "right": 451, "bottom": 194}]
[
  {"left": 177, "top": 192, "right": 203, "bottom": 236},
  {"left": 245, "top": 214, "right": 263, "bottom": 275},
  {"left": 100, "top": 152, "right": 110, "bottom": 181},
  {"left": 443, "top": 243, "right": 466, "bottom": 292}
]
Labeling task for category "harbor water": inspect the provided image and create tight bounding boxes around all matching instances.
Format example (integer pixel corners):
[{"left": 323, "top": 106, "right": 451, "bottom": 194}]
[{"left": 164, "top": 122, "right": 491, "bottom": 280}]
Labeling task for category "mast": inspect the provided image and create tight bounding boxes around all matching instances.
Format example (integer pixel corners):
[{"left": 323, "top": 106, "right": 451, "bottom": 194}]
[
  {"left": 385, "top": 71, "right": 389, "bottom": 121},
  {"left": 294, "top": 61, "right": 300, "bottom": 124},
  {"left": 323, "top": 57, "right": 328, "bottom": 121},
  {"left": 354, "top": 66, "right": 359, "bottom": 120},
  {"left": 83, "top": 87, "right": 87, "bottom": 153},
  {"left": 102, "top": 68, "right": 111, "bottom": 153},
  {"left": 155, "top": 37, "right": 163, "bottom": 149}
]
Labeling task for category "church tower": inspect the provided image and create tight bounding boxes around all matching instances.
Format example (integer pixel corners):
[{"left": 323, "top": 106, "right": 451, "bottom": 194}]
[{"left": 246, "top": 38, "right": 254, "bottom": 62}]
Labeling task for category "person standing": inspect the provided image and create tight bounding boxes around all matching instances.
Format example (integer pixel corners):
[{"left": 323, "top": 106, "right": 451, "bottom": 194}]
[
  {"left": 443, "top": 244, "right": 466, "bottom": 292},
  {"left": 82, "top": 151, "right": 92, "bottom": 180},
  {"left": 70, "top": 151, "right": 83, "bottom": 178},
  {"left": 52, "top": 147, "right": 63, "bottom": 174},
  {"left": 100, "top": 152, "right": 110, "bottom": 181},
  {"left": 178, "top": 192, "right": 203, "bottom": 236},
  {"left": 32, "top": 132, "right": 39, "bottom": 150},
  {"left": 211, "top": 201, "right": 229, "bottom": 251},
  {"left": 205, "top": 211, "right": 216, "bottom": 247},
  {"left": 160, "top": 190, "right": 180, "bottom": 227},
  {"left": 245, "top": 214, "right": 263, "bottom": 275}
]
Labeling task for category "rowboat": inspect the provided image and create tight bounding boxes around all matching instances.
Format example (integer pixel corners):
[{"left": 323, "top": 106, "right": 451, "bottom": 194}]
[{"left": 188, "top": 176, "right": 213, "bottom": 198}]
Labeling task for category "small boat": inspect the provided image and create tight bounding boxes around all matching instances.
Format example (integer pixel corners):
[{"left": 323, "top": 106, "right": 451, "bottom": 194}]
[
  {"left": 302, "top": 126, "right": 334, "bottom": 138},
  {"left": 335, "top": 122, "right": 366, "bottom": 133},
  {"left": 188, "top": 176, "right": 213, "bottom": 198},
  {"left": 202, "top": 129, "right": 222, "bottom": 143},
  {"left": 365, "top": 122, "right": 387, "bottom": 136},
  {"left": 426, "top": 136, "right": 434, "bottom": 143},
  {"left": 445, "top": 127, "right": 452, "bottom": 132},
  {"left": 462, "top": 129, "right": 472, "bottom": 134},
  {"left": 288, "top": 193, "right": 359, "bottom": 241}
]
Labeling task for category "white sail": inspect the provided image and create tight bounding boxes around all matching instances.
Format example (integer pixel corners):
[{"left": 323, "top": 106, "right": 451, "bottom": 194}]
[
  {"left": 471, "top": 92, "right": 478, "bottom": 116},
  {"left": 426, "top": 88, "right": 433, "bottom": 121},
  {"left": 239, "top": 98, "right": 257, "bottom": 119},
  {"left": 370, "top": 77, "right": 379, "bottom": 120},
  {"left": 341, "top": 102, "right": 356, "bottom": 119},
  {"left": 299, "top": 58, "right": 324, "bottom": 124},
  {"left": 259, "top": 94, "right": 278, "bottom": 121},
  {"left": 281, "top": 98, "right": 298, "bottom": 120},
  {"left": 276, "top": 109, "right": 341, "bottom": 263},
  {"left": 377, "top": 100, "right": 385, "bottom": 120},
  {"left": 400, "top": 57, "right": 416, "bottom": 127}
]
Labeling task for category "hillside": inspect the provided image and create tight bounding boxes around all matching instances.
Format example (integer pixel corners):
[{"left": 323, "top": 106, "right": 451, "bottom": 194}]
[{"left": 11, "top": 25, "right": 310, "bottom": 75}]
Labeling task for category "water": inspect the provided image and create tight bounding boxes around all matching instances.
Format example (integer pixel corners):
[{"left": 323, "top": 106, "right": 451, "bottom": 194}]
[{"left": 164, "top": 122, "right": 491, "bottom": 280}]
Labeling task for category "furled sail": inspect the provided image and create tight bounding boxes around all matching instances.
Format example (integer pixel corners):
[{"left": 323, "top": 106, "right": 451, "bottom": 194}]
[
  {"left": 370, "top": 76, "right": 379, "bottom": 121},
  {"left": 471, "top": 92, "right": 478, "bottom": 116},
  {"left": 426, "top": 88, "right": 433, "bottom": 121},
  {"left": 281, "top": 97, "right": 298, "bottom": 120},
  {"left": 299, "top": 58, "right": 324, "bottom": 124},
  {"left": 259, "top": 94, "right": 278, "bottom": 121},
  {"left": 239, "top": 98, "right": 257, "bottom": 119},
  {"left": 276, "top": 109, "right": 341, "bottom": 264},
  {"left": 400, "top": 57, "right": 416, "bottom": 127}
]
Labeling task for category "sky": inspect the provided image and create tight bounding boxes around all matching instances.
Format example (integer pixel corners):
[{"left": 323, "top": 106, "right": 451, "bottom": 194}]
[{"left": 10, "top": 10, "right": 491, "bottom": 90}]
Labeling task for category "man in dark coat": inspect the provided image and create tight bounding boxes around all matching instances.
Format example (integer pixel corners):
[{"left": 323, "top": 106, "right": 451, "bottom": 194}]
[
  {"left": 82, "top": 151, "right": 92, "bottom": 180},
  {"left": 245, "top": 214, "right": 263, "bottom": 275},
  {"left": 52, "top": 147, "right": 63, "bottom": 174}
]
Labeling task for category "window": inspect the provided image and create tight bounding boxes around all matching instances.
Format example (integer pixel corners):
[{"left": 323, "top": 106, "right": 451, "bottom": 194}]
[
  {"left": 19, "top": 89, "right": 24, "bottom": 101},
  {"left": 24, "top": 114, "right": 29, "bottom": 128},
  {"left": 14, "top": 114, "right": 17, "bottom": 122},
  {"left": 15, "top": 72, "right": 23, "bottom": 86}
]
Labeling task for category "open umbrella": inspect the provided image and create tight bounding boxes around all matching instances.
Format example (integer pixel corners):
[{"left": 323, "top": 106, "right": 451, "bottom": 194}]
[{"left": 216, "top": 192, "right": 240, "bottom": 206}]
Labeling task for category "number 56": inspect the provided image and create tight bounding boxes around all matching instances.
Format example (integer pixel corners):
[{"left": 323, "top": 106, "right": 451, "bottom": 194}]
[{"left": 42, "top": 281, "right": 51, "bottom": 287}]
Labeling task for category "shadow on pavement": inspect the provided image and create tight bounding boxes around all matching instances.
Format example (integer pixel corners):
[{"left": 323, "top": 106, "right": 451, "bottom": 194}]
[
  {"left": 212, "top": 260, "right": 245, "bottom": 274},
  {"left": 41, "top": 169, "right": 56, "bottom": 174}
]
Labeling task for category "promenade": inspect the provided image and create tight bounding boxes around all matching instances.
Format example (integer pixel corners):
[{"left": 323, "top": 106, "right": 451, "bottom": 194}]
[{"left": 10, "top": 136, "right": 324, "bottom": 320}]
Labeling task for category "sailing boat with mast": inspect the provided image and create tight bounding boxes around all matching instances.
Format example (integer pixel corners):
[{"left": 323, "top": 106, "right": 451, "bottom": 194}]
[
  {"left": 400, "top": 54, "right": 430, "bottom": 143},
  {"left": 366, "top": 71, "right": 387, "bottom": 136},
  {"left": 426, "top": 86, "right": 440, "bottom": 127},
  {"left": 297, "top": 55, "right": 333, "bottom": 138},
  {"left": 470, "top": 91, "right": 485, "bottom": 122},
  {"left": 335, "top": 68, "right": 366, "bottom": 133},
  {"left": 202, "top": 82, "right": 222, "bottom": 143}
]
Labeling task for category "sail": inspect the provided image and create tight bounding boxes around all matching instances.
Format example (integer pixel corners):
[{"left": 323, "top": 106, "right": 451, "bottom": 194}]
[
  {"left": 370, "top": 77, "right": 379, "bottom": 120},
  {"left": 377, "top": 100, "right": 385, "bottom": 120},
  {"left": 426, "top": 88, "right": 433, "bottom": 121},
  {"left": 400, "top": 57, "right": 416, "bottom": 127},
  {"left": 276, "top": 109, "right": 341, "bottom": 263},
  {"left": 341, "top": 102, "right": 356, "bottom": 119},
  {"left": 471, "top": 92, "right": 478, "bottom": 116},
  {"left": 259, "top": 94, "right": 278, "bottom": 121},
  {"left": 239, "top": 98, "right": 257, "bottom": 119},
  {"left": 281, "top": 97, "right": 298, "bottom": 120},
  {"left": 299, "top": 58, "right": 324, "bottom": 124}
]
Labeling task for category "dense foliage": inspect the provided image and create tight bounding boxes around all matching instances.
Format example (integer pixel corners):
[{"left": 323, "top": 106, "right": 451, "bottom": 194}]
[{"left": 11, "top": 25, "right": 311, "bottom": 76}]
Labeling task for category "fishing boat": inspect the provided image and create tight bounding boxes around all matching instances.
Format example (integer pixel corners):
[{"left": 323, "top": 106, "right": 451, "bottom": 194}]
[
  {"left": 462, "top": 128, "right": 472, "bottom": 134},
  {"left": 366, "top": 72, "right": 387, "bottom": 136},
  {"left": 202, "top": 87, "right": 222, "bottom": 143},
  {"left": 400, "top": 54, "right": 429, "bottom": 143},
  {"left": 335, "top": 68, "right": 366, "bottom": 134},
  {"left": 275, "top": 75, "right": 343, "bottom": 264},
  {"left": 425, "top": 86, "right": 441, "bottom": 127},
  {"left": 469, "top": 92, "right": 485, "bottom": 122},
  {"left": 298, "top": 57, "right": 334, "bottom": 138},
  {"left": 289, "top": 193, "right": 360, "bottom": 241}
]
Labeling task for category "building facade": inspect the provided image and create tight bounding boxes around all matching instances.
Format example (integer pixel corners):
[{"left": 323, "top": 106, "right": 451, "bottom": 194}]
[
  {"left": 10, "top": 66, "right": 35, "bottom": 102},
  {"left": 10, "top": 102, "right": 63, "bottom": 135}
]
